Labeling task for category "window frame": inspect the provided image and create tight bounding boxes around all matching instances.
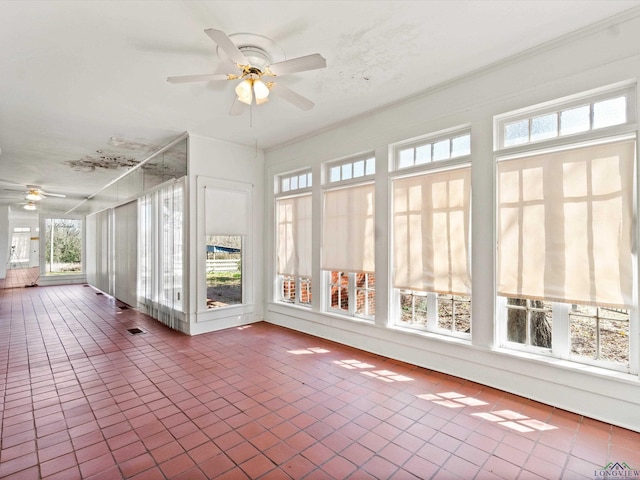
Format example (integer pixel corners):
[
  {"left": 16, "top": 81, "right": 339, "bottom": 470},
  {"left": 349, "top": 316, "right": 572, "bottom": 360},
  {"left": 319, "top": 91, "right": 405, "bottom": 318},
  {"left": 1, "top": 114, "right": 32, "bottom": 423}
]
[
  {"left": 494, "top": 83, "right": 638, "bottom": 374},
  {"left": 322, "top": 153, "right": 376, "bottom": 321},
  {"left": 495, "top": 84, "right": 636, "bottom": 151},
  {"left": 40, "top": 215, "right": 85, "bottom": 276},
  {"left": 390, "top": 126, "right": 473, "bottom": 339},
  {"left": 325, "top": 153, "right": 375, "bottom": 186},
  {"left": 274, "top": 171, "right": 313, "bottom": 308},
  {"left": 277, "top": 168, "right": 313, "bottom": 195},
  {"left": 393, "top": 127, "right": 471, "bottom": 172}
]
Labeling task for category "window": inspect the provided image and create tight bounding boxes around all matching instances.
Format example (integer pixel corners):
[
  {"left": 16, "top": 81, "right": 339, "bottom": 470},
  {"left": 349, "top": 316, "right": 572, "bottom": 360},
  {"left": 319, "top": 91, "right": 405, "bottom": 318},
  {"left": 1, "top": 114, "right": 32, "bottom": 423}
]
[
  {"left": 327, "top": 155, "right": 375, "bottom": 183},
  {"left": 392, "top": 128, "right": 472, "bottom": 338},
  {"left": 138, "top": 181, "right": 184, "bottom": 329},
  {"left": 323, "top": 156, "right": 375, "bottom": 319},
  {"left": 204, "top": 185, "right": 249, "bottom": 310},
  {"left": 496, "top": 85, "right": 636, "bottom": 372},
  {"left": 44, "top": 218, "right": 82, "bottom": 274},
  {"left": 396, "top": 131, "right": 470, "bottom": 170},
  {"left": 280, "top": 170, "right": 312, "bottom": 193},
  {"left": 276, "top": 192, "right": 312, "bottom": 307},
  {"left": 206, "top": 235, "right": 242, "bottom": 308},
  {"left": 497, "top": 86, "right": 634, "bottom": 148}
]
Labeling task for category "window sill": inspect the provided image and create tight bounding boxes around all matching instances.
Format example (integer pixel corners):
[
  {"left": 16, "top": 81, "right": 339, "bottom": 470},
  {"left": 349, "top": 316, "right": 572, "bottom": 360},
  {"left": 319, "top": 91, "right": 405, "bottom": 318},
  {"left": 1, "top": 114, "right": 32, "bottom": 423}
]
[{"left": 492, "top": 346, "right": 638, "bottom": 385}]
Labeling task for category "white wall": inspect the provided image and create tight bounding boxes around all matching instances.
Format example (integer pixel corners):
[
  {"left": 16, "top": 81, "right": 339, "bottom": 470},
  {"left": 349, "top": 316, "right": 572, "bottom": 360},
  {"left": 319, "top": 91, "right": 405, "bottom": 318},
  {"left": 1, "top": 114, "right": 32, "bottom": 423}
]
[
  {"left": 264, "top": 11, "right": 640, "bottom": 431},
  {"left": 186, "top": 134, "right": 265, "bottom": 335}
]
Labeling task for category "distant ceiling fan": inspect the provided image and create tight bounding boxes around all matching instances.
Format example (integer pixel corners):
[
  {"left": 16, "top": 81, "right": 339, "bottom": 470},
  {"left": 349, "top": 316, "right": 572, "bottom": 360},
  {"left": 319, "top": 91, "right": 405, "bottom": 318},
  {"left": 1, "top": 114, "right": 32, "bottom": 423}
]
[
  {"left": 24, "top": 185, "right": 66, "bottom": 201},
  {"left": 167, "top": 29, "right": 326, "bottom": 113}
]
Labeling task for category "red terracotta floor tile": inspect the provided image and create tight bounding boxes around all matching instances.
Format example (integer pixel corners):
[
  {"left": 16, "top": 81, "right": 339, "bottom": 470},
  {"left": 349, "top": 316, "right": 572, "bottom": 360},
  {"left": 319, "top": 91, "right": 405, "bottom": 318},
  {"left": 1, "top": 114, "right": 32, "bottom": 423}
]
[{"left": 1, "top": 284, "right": 639, "bottom": 480}]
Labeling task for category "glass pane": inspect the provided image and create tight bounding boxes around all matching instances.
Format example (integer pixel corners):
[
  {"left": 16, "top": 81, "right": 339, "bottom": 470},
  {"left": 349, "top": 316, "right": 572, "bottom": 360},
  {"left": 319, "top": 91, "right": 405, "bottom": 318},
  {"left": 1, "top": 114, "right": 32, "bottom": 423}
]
[
  {"left": 206, "top": 235, "right": 242, "bottom": 308},
  {"left": 353, "top": 160, "right": 365, "bottom": 178},
  {"left": 282, "top": 276, "right": 295, "bottom": 303},
  {"left": 507, "top": 307, "right": 526, "bottom": 343},
  {"left": 560, "top": 105, "right": 590, "bottom": 135},
  {"left": 531, "top": 114, "right": 558, "bottom": 142},
  {"left": 290, "top": 176, "right": 298, "bottom": 190},
  {"left": 399, "top": 149, "right": 414, "bottom": 169},
  {"left": 570, "top": 313, "right": 597, "bottom": 359},
  {"left": 438, "top": 294, "right": 453, "bottom": 330},
  {"left": 414, "top": 295, "right": 428, "bottom": 325},
  {"left": 299, "top": 174, "right": 307, "bottom": 189},
  {"left": 330, "top": 271, "right": 349, "bottom": 311},
  {"left": 330, "top": 165, "right": 341, "bottom": 182},
  {"left": 399, "top": 293, "right": 414, "bottom": 323},
  {"left": 341, "top": 163, "right": 352, "bottom": 180},
  {"left": 593, "top": 96, "right": 626, "bottom": 129},
  {"left": 504, "top": 119, "right": 529, "bottom": 146},
  {"left": 307, "top": 173, "right": 313, "bottom": 187},
  {"left": 451, "top": 134, "right": 471, "bottom": 157},
  {"left": 433, "top": 139, "right": 450, "bottom": 161},
  {"left": 529, "top": 304, "right": 551, "bottom": 348},
  {"left": 365, "top": 157, "right": 375, "bottom": 175},
  {"left": 415, "top": 145, "right": 431, "bottom": 165},
  {"left": 300, "top": 278, "right": 312, "bottom": 305},
  {"left": 599, "top": 318, "right": 629, "bottom": 364},
  {"left": 282, "top": 177, "right": 290, "bottom": 192},
  {"left": 454, "top": 296, "right": 471, "bottom": 334}
]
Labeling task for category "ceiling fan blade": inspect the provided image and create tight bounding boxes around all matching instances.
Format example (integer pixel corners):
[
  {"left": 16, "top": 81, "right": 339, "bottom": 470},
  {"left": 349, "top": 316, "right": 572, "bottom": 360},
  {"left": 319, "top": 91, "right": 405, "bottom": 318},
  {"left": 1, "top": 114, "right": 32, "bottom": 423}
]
[
  {"left": 267, "top": 53, "right": 326, "bottom": 76},
  {"left": 229, "top": 98, "right": 247, "bottom": 116},
  {"left": 205, "top": 28, "right": 248, "bottom": 65},
  {"left": 167, "top": 73, "right": 231, "bottom": 83},
  {"left": 270, "top": 83, "right": 315, "bottom": 111},
  {"left": 41, "top": 191, "right": 66, "bottom": 198}
]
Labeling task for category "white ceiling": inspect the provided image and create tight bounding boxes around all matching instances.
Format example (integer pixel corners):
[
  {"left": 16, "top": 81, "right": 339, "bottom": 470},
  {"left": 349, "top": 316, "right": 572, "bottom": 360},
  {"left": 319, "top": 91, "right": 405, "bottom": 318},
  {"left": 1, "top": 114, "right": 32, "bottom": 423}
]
[{"left": 1, "top": 0, "right": 639, "bottom": 214}]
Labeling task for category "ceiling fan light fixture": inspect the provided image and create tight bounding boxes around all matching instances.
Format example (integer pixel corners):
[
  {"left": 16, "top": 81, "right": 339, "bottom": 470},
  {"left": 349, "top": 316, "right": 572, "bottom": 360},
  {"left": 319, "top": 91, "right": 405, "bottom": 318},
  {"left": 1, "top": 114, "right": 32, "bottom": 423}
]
[
  {"left": 23, "top": 201, "right": 37, "bottom": 211},
  {"left": 235, "top": 79, "right": 253, "bottom": 105},
  {"left": 26, "top": 190, "right": 43, "bottom": 201},
  {"left": 253, "top": 80, "right": 270, "bottom": 104}
]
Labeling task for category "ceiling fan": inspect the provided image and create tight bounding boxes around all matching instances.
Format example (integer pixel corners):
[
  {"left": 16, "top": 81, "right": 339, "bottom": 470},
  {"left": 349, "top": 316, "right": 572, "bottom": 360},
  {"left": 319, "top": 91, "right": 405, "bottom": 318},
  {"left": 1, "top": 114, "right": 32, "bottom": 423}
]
[
  {"left": 167, "top": 29, "right": 326, "bottom": 113},
  {"left": 24, "top": 185, "right": 67, "bottom": 201}
]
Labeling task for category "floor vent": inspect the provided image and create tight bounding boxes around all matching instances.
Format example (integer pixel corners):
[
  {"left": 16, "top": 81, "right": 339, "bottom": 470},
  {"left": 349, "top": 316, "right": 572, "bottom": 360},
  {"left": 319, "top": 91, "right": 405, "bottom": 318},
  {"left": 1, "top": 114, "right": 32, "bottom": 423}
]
[
  {"left": 127, "top": 328, "right": 144, "bottom": 335},
  {"left": 119, "top": 306, "right": 129, "bottom": 310},
  {"left": 96, "top": 292, "right": 104, "bottom": 295}
]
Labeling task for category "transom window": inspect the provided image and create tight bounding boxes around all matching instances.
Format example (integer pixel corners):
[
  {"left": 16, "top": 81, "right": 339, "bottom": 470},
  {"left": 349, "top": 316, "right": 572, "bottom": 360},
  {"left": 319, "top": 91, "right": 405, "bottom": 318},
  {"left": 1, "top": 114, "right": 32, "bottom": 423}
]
[
  {"left": 280, "top": 169, "right": 312, "bottom": 194},
  {"left": 327, "top": 155, "right": 375, "bottom": 183},
  {"left": 497, "top": 85, "right": 634, "bottom": 149},
  {"left": 396, "top": 130, "right": 470, "bottom": 170}
]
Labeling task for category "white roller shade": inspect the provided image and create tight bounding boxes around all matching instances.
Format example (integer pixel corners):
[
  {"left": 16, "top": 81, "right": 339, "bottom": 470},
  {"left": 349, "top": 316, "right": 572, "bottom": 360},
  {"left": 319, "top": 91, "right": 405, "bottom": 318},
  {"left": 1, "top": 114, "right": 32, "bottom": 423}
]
[
  {"left": 497, "top": 139, "right": 635, "bottom": 308},
  {"left": 277, "top": 194, "right": 312, "bottom": 277},
  {"left": 322, "top": 183, "right": 375, "bottom": 273},
  {"left": 205, "top": 187, "right": 249, "bottom": 235},
  {"left": 393, "top": 167, "right": 471, "bottom": 295}
]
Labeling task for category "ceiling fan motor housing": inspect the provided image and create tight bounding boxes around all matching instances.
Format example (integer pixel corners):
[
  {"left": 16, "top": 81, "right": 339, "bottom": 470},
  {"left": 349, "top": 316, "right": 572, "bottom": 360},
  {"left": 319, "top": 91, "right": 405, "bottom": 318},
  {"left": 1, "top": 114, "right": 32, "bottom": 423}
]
[{"left": 238, "top": 45, "right": 271, "bottom": 71}]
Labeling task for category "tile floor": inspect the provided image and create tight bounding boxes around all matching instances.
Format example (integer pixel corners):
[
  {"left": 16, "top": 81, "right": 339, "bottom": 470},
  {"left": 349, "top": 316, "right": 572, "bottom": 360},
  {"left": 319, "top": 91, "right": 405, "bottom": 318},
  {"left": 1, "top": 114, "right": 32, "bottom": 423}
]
[{"left": 0, "top": 284, "right": 638, "bottom": 480}]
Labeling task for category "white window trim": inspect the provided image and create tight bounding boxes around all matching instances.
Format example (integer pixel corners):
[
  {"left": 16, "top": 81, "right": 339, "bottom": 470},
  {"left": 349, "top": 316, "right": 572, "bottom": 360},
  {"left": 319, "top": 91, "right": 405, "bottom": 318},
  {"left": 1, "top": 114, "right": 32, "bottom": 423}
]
[
  {"left": 325, "top": 270, "right": 375, "bottom": 321},
  {"left": 277, "top": 168, "right": 313, "bottom": 196},
  {"left": 391, "top": 126, "right": 471, "bottom": 172},
  {"left": 324, "top": 153, "right": 375, "bottom": 186},
  {"left": 495, "top": 83, "right": 636, "bottom": 151}
]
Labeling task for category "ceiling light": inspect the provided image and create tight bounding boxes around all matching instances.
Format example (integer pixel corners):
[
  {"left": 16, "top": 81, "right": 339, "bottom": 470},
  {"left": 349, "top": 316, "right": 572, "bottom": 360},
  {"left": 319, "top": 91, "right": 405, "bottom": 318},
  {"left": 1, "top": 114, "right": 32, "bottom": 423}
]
[
  {"left": 25, "top": 190, "right": 43, "bottom": 201},
  {"left": 235, "top": 79, "right": 253, "bottom": 105},
  {"left": 253, "top": 80, "right": 270, "bottom": 104},
  {"left": 23, "top": 202, "right": 37, "bottom": 211},
  {"left": 235, "top": 77, "right": 270, "bottom": 106}
]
